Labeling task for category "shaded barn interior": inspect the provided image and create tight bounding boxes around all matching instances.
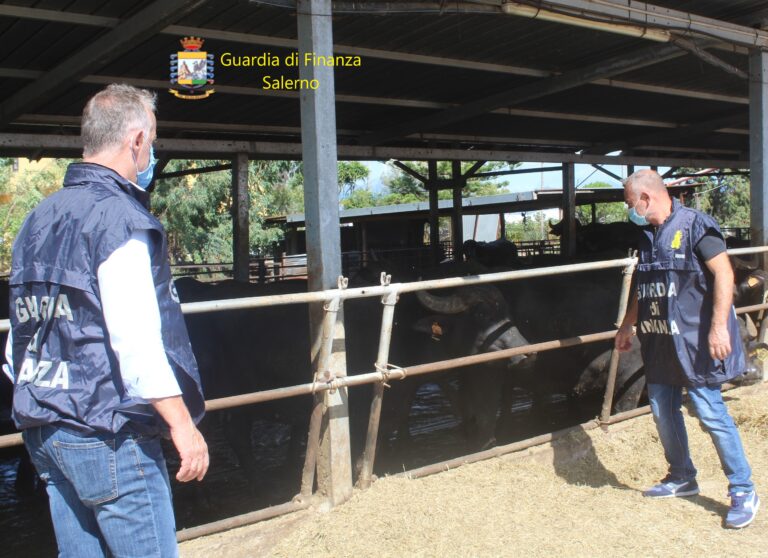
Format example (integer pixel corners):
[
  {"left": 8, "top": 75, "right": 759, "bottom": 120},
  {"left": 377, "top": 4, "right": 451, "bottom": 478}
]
[{"left": 1, "top": 0, "right": 768, "bottom": 553}]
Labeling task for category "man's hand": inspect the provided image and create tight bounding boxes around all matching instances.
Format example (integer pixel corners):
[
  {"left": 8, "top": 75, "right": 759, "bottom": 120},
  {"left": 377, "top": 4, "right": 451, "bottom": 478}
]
[
  {"left": 708, "top": 323, "right": 732, "bottom": 361},
  {"left": 615, "top": 322, "right": 635, "bottom": 352},
  {"left": 151, "top": 395, "right": 209, "bottom": 482},
  {"left": 169, "top": 419, "right": 209, "bottom": 482}
]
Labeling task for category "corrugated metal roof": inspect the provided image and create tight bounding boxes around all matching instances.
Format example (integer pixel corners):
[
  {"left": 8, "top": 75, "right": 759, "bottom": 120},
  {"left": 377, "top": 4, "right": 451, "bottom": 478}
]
[{"left": 0, "top": 0, "right": 764, "bottom": 164}]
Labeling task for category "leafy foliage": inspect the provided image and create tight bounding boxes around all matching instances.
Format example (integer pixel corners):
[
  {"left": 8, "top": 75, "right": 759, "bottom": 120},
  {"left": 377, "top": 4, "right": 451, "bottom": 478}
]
[
  {"left": 575, "top": 181, "right": 628, "bottom": 225},
  {"left": 505, "top": 211, "right": 554, "bottom": 243},
  {"left": 342, "top": 160, "right": 515, "bottom": 209},
  {"left": 0, "top": 158, "right": 70, "bottom": 271},
  {"left": 691, "top": 172, "right": 750, "bottom": 227}
]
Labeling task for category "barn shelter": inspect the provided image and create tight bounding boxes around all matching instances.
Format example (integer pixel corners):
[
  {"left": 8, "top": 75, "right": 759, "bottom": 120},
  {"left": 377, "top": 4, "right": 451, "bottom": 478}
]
[
  {"left": 266, "top": 184, "right": 698, "bottom": 275},
  {"left": 2, "top": 1, "right": 768, "bottom": 272},
  {"left": 2, "top": 0, "right": 768, "bottom": 543}
]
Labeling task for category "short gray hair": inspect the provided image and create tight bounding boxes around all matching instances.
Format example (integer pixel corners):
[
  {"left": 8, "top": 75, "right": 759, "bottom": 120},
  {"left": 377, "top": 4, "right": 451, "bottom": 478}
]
[
  {"left": 622, "top": 169, "right": 665, "bottom": 195},
  {"left": 81, "top": 84, "right": 157, "bottom": 157}
]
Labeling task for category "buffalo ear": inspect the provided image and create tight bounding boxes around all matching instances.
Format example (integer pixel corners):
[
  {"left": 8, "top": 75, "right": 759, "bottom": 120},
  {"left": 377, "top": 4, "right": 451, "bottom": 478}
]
[{"left": 412, "top": 315, "right": 456, "bottom": 339}]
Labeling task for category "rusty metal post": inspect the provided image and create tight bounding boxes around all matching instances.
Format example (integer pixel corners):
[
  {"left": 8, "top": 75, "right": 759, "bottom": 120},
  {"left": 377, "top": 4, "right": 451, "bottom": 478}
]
[
  {"left": 599, "top": 255, "right": 637, "bottom": 423},
  {"left": 300, "top": 289, "right": 344, "bottom": 499},
  {"left": 451, "top": 160, "right": 464, "bottom": 262},
  {"left": 358, "top": 273, "right": 398, "bottom": 488}
]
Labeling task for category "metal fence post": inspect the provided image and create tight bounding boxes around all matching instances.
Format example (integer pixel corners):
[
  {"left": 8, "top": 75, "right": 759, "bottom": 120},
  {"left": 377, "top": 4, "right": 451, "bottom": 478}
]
[
  {"left": 600, "top": 255, "right": 637, "bottom": 423},
  {"left": 300, "top": 286, "right": 351, "bottom": 500},
  {"left": 358, "top": 273, "right": 399, "bottom": 488}
]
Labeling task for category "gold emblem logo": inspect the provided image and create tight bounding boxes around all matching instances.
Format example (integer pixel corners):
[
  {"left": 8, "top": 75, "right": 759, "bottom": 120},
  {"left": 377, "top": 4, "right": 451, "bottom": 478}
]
[
  {"left": 671, "top": 230, "right": 683, "bottom": 249},
  {"left": 169, "top": 37, "right": 215, "bottom": 100}
]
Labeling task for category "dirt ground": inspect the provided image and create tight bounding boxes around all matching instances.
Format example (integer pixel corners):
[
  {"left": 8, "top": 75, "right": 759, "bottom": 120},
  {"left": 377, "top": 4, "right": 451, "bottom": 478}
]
[{"left": 180, "top": 383, "right": 768, "bottom": 558}]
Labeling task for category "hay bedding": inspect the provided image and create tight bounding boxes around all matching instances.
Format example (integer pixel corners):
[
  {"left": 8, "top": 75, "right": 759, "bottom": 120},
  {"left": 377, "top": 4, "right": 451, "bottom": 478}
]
[{"left": 181, "top": 383, "right": 768, "bottom": 558}]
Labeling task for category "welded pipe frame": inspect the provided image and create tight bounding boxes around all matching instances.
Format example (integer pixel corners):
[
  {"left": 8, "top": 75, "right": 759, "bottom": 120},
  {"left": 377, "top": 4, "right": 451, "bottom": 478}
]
[
  {"left": 2, "top": 246, "right": 768, "bottom": 541},
  {"left": 599, "top": 256, "right": 637, "bottom": 423}
]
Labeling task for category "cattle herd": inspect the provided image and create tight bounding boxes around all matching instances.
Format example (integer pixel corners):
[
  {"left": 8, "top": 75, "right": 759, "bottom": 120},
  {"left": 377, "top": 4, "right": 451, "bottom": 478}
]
[{"left": 1, "top": 228, "right": 766, "bottom": 508}]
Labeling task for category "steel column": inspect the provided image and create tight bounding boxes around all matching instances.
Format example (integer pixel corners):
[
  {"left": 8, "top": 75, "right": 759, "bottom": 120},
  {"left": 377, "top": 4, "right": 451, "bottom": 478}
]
[
  {"left": 452, "top": 160, "right": 464, "bottom": 262},
  {"left": 561, "top": 162, "right": 576, "bottom": 256},
  {"left": 750, "top": 49, "right": 768, "bottom": 258},
  {"left": 428, "top": 160, "right": 440, "bottom": 263},
  {"left": 232, "top": 153, "right": 250, "bottom": 282},
  {"left": 297, "top": 0, "right": 351, "bottom": 505}
]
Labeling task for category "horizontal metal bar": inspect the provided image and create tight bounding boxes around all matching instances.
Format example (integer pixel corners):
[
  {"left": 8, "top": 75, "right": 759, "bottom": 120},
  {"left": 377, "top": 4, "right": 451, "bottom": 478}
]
[
  {"left": 205, "top": 329, "right": 617, "bottom": 412},
  {"left": 399, "top": 416, "right": 603, "bottom": 479},
  {"left": 0, "top": 432, "right": 22, "bottom": 449},
  {"left": 736, "top": 302, "right": 768, "bottom": 315},
  {"left": 179, "top": 256, "right": 636, "bottom": 314},
  {"left": 3, "top": 246, "right": 768, "bottom": 328},
  {"left": 176, "top": 500, "right": 310, "bottom": 542}
]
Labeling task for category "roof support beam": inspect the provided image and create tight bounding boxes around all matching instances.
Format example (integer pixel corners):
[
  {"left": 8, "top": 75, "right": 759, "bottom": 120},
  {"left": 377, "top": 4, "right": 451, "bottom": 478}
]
[
  {"left": 8, "top": 76, "right": 749, "bottom": 141},
  {"left": 0, "top": 6, "right": 749, "bottom": 106},
  {"left": 585, "top": 111, "right": 746, "bottom": 155},
  {"left": 462, "top": 161, "right": 487, "bottom": 179},
  {"left": 533, "top": 0, "right": 768, "bottom": 49},
  {"left": 591, "top": 164, "right": 623, "bottom": 182},
  {"left": 392, "top": 161, "right": 427, "bottom": 183},
  {"left": 471, "top": 165, "right": 564, "bottom": 179},
  {"left": 0, "top": 0, "right": 208, "bottom": 127},
  {"left": 11, "top": 114, "right": 746, "bottom": 157},
  {"left": 156, "top": 163, "right": 232, "bottom": 180},
  {"left": 670, "top": 37, "right": 748, "bottom": 80},
  {"left": 359, "top": 42, "right": 686, "bottom": 146},
  {"left": 0, "top": 133, "right": 747, "bottom": 168}
]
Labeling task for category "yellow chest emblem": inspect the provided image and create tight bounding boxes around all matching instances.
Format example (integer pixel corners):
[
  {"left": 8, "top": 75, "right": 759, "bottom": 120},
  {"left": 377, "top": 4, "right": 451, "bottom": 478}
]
[{"left": 671, "top": 230, "right": 683, "bottom": 249}]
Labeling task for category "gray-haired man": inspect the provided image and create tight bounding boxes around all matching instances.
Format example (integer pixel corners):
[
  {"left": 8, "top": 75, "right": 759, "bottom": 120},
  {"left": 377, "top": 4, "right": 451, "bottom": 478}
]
[{"left": 5, "top": 84, "right": 208, "bottom": 557}]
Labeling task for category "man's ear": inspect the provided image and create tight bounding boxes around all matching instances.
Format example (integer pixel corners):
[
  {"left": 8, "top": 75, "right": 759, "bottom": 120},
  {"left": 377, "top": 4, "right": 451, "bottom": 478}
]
[{"left": 131, "top": 130, "right": 144, "bottom": 151}]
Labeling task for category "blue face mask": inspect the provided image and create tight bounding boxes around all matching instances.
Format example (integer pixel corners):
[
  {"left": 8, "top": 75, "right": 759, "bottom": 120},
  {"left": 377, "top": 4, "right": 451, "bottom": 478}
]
[
  {"left": 133, "top": 144, "right": 156, "bottom": 189},
  {"left": 628, "top": 206, "right": 648, "bottom": 227}
]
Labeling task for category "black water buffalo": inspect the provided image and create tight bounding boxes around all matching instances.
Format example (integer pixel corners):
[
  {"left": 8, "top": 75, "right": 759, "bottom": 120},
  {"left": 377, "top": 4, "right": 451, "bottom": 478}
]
[
  {"left": 410, "top": 285, "right": 531, "bottom": 449},
  {"left": 549, "top": 219, "right": 640, "bottom": 255},
  {"left": 463, "top": 239, "right": 519, "bottom": 267},
  {"left": 175, "top": 277, "right": 314, "bottom": 478}
]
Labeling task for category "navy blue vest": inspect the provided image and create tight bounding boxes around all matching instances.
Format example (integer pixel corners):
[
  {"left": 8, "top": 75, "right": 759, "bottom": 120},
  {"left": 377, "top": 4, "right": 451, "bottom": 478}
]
[
  {"left": 636, "top": 198, "right": 745, "bottom": 386},
  {"left": 9, "top": 163, "right": 205, "bottom": 434}
]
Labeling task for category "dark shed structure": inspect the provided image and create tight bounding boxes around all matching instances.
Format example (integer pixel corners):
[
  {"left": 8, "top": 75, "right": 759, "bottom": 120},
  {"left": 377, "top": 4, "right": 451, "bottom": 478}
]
[{"left": 1, "top": 0, "right": 767, "bottom": 511}]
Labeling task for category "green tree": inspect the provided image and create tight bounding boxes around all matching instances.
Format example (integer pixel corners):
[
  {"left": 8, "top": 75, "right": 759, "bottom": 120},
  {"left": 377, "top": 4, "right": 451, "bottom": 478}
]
[
  {"left": 575, "top": 181, "right": 628, "bottom": 224},
  {"left": 694, "top": 172, "right": 750, "bottom": 227},
  {"left": 1, "top": 158, "right": 70, "bottom": 271},
  {"left": 505, "top": 212, "right": 552, "bottom": 242},
  {"left": 151, "top": 159, "right": 371, "bottom": 262},
  {"left": 151, "top": 160, "right": 234, "bottom": 263},
  {"left": 381, "top": 161, "right": 515, "bottom": 204}
]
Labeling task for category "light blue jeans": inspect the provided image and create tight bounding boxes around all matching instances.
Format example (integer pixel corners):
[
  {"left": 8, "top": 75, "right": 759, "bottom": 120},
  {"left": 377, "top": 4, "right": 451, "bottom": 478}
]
[
  {"left": 647, "top": 383, "right": 754, "bottom": 495},
  {"left": 23, "top": 425, "right": 178, "bottom": 557}
]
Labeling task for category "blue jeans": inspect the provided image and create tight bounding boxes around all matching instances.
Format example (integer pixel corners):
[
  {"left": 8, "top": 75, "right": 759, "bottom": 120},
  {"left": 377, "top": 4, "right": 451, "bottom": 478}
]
[
  {"left": 647, "top": 383, "right": 754, "bottom": 495},
  {"left": 23, "top": 425, "right": 178, "bottom": 557}
]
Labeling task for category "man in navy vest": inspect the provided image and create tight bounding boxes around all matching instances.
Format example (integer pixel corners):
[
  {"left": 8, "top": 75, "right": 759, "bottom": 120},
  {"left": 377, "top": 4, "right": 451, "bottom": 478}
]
[
  {"left": 616, "top": 169, "right": 758, "bottom": 529},
  {"left": 4, "top": 84, "right": 208, "bottom": 556}
]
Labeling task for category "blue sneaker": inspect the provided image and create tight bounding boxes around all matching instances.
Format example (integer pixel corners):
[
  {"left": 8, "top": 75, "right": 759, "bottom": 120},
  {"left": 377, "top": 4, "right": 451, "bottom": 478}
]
[
  {"left": 726, "top": 491, "right": 760, "bottom": 529},
  {"left": 643, "top": 477, "right": 700, "bottom": 498}
]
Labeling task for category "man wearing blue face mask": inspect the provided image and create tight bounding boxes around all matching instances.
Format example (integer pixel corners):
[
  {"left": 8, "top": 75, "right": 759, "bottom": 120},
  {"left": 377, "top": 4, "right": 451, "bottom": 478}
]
[
  {"left": 5, "top": 84, "right": 208, "bottom": 556},
  {"left": 615, "top": 169, "right": 758, "bottom": 529}
]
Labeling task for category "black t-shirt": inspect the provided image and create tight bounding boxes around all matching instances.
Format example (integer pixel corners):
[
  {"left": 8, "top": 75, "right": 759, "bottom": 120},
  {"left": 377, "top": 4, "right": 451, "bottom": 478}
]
[{"left": 694, "top": 231, "right": 726, "bottom": 262}]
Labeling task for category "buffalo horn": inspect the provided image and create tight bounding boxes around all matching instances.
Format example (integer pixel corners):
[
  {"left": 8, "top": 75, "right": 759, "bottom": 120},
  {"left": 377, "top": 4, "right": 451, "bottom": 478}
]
[{"left": 416, "top": 290, "right": 470, "bottom": 314}]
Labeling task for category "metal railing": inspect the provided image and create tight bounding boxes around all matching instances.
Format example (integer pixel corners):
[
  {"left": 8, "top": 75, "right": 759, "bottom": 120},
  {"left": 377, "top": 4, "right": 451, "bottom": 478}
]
[{"left": 2, "top": 245, "right": 768, "bottom": 541}]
